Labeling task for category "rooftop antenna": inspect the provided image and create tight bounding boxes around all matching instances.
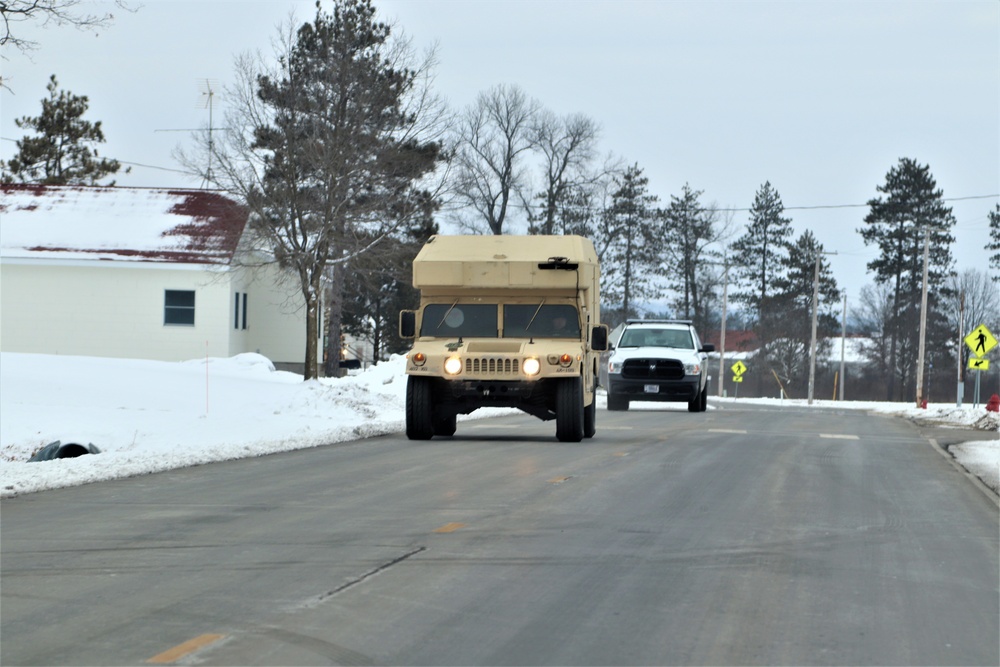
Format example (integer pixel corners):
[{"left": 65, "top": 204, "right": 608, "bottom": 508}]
[
  {"left": 154, "top": 78, "right": 223, "bottom": 189},
  {"left": 198, "top": 78, "right": 218, "bottom": 189}
]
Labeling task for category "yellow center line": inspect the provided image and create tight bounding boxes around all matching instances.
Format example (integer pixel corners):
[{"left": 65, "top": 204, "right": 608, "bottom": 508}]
[
  {"left": 548, "top": 476, "right": 572, "bottom": 484},
  {"left": 147, "top": 634, "right": 226, "bottom": 664},
  {"left": 433, "top": 522, "right": 465, "bottom": 533}
]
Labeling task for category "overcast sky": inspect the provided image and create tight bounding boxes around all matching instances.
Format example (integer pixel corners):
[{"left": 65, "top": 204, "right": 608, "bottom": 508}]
[{"left": 2, "top": 0, "right": 997, "bottom": 305}]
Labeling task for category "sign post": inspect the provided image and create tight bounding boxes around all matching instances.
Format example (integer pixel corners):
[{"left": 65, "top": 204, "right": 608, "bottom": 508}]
[
  {"left": 964, "top": 324, "right": 997, "bottom": 408},
  {"left": 731, "top": 360, "right": 747, "bottom": 399}
]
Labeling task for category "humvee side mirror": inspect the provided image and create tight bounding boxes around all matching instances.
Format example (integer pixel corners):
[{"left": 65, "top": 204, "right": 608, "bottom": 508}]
[
  {"left": 591, "top": 324, "right": 609, "bottom": 351},
  {"left": 399, "top": 310, "right": 416, "bottom": 338}
]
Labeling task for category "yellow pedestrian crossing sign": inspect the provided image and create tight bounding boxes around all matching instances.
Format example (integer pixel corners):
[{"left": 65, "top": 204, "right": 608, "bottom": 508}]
[
  {"left": 731, "top": 360, "right": 747, "bottom": 376},
  {"left": 969, "top": 357, "right": 990, "bottom": 372},
  {"left": 965, "top": 324, "right": 997, "bottom": 357}
]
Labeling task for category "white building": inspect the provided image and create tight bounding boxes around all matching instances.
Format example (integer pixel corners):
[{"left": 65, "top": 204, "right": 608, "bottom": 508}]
[{"left": 1, "top": 184, "right": 309, "bottom": 370}]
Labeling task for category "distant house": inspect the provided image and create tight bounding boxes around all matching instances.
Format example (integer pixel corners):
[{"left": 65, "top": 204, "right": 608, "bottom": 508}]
[{"left": 0, "top": 184, "right": 310, "bottom": 370}]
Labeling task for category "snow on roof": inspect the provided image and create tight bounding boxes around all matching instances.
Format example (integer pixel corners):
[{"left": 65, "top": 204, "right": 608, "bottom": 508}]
[{"left": 0, "top": 184, "right": 248, "bottom": 265}]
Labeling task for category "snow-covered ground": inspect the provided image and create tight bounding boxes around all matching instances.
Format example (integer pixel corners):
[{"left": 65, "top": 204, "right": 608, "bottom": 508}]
[{"left": 1, "top": 352, "right": 997, "bottom": 498}]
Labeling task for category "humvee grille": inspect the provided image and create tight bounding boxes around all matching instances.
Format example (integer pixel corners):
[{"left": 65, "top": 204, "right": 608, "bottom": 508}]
[{"left": 466, "top": 357, "right": 520, "bottom": 375}]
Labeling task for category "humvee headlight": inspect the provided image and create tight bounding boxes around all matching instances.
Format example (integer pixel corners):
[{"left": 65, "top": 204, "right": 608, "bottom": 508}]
[
  {"left": 523, "top": 357, "right": 541, "bottom": 376},
  {"left": 444, "top": 357, "right": 463, "bottom": 375},
  {"left": 411, "top": 352, "right": 427, "bottom": 366}
]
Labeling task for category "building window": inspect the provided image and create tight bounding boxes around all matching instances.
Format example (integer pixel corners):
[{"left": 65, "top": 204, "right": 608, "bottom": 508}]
[
  {"left": 164, "top": 290, "right": 195, "bottom": 326},
  {"left": 235, "top": 291, "right": 248, "bottom": 330}
]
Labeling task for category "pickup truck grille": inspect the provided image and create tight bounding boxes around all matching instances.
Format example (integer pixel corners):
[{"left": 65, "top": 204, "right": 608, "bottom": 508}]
[
  {"left": 622, "top": 358, "right": 684, "bottom": 380},
  {"left": 466, "top": 357, "right": 520, "bottom": 375}
]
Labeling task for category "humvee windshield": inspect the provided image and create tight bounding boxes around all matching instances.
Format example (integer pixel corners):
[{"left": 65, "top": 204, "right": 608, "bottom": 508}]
[
  {"left": 420, "top": 303, "right": 498, "bottom": 337},
  {"left": 503, "top": 304, "right": 581, "bottom": 339}
]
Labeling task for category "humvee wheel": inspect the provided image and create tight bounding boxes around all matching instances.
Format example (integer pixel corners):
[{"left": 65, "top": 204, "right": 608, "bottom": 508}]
[
  {"left": 406, "top": 376, "right": 435, "bottom": 440},
  {"left": 583, "top": 397, "right": 596, "bottom": 438},
  {"left": 556, "top": 377, "right": 584, "bottom": 442}
]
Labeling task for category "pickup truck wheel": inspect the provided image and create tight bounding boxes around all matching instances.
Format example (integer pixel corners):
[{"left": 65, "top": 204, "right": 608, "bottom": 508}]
[
  {"left": 699, "top": 384, "right": 708, "bottom": 411},
  {"left": 406, "top": 376, "right": 435, "bottom": 440},
  {"left": 607, "top": 394, "right": 628, "bottom": 411},
  {"left": 556, "top": 377, "right": 584, "bottom": 442},
  {"left": 688, "top": 388, "right": 700, "bottom": 412},
  {"left": 583, "top": 397, "right": 596, "bottom": 438}
]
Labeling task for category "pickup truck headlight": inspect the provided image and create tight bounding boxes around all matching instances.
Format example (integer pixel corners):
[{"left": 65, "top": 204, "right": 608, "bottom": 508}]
[
  {"left": 608, "top": 359, "right": 623, "bottom": 374},
  {"left": 684, "top": 362, "right": 701, "bottom": 375}
]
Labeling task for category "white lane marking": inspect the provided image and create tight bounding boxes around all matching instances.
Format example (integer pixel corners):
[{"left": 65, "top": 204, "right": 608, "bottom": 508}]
[{"left": 820, "top": 434, "right": 859, "bottom": 440}]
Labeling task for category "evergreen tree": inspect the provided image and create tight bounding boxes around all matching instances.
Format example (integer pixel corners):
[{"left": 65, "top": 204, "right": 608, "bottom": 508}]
[
  {"left": 731, "top": 181, "right": 794, "bottom": 323},
  {"left": 768, "top": 230, "right": 840, "bottom": 391},
  {"left": 213, "top": 0, "right": 443, "bottom": 380},
  {"left": 859, "top": 157, "right": 955, "bottom": 400},
  {"left": 599, "top": 164, "right": 660, "bottom": 323},
  {"left": 729, "top": 181, "right": 794, "bottom": 395},
  {"left": 660, "top": 183, "right": 725, "bottom": 333},
  {"left": 341, "top": 199, "right": 439, "bottom": 362},
  {"left": 3, "top": 75, "right": 124, "bottom": 185},
  {"left": 988, "top": 204, "right": 1000, "bottom": 282}
]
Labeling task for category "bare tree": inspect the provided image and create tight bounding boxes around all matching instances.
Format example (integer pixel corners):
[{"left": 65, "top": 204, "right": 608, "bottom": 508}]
[
  {"left": 528, "top": 110, "right": 600, "bottom": 235},
  {"left": 1, "top": 0, "right": 134, "bottom": 90},
  {"left": 177, "top": 1, "right": 447, "bottom": 380},
  {"left": 0, "top": 0, "right": 130, "bottom": 50},
  {"left": 450, "top": 83, "right": 540, "bottom": 235},
  {"left": 854, "top": 280, "right": 895, "bottom": 397}
]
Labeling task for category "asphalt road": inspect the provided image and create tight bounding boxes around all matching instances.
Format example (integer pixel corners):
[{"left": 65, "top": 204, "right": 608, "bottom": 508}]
[{"left": 2, "top": 403, "right": 997, "bottom": 666}]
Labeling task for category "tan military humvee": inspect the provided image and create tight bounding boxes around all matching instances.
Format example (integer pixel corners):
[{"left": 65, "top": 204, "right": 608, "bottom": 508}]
[{"left": 399, "top": 235, "right": 609, "bottom": 442}]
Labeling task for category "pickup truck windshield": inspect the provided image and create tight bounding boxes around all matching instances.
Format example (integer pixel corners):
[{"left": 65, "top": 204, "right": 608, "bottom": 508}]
[
  {"left": 420, "top": 303, "right": 498, "bottom": 337},
  {"left": 503, "top": 304, "right": 581, "bottom": 338},
  {"left": 618, "top": 328, "right": 694, "bottom": 349}
]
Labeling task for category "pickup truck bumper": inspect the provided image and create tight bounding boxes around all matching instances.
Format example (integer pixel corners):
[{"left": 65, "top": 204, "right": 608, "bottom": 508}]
[{"left": 607, "top": 373, "right": 701, "bottom": 402}]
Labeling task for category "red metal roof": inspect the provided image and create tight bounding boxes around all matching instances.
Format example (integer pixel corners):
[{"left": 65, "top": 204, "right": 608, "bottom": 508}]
[{"left": 0, "top": 184, "right": 249, "bottom": 265}]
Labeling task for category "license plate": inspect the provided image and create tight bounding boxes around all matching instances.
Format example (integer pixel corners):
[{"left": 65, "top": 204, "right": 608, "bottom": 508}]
[{"left": 644, "top": 384, "right": 659, "bottom": 393}]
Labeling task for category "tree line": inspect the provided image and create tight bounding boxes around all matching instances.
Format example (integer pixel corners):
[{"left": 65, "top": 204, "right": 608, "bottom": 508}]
[{"left": 4, "top": 0, "right": 999, "bottom": 398}]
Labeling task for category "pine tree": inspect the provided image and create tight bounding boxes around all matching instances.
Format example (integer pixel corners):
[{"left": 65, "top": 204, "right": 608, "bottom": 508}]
[
  {"left": 341, "top": 198, "right": 439, "bottom": 362},
  {"left": 599, "top": 164, "right": 661, "bottom": 324},
  {"left": 3, "top": 75, "right": 124, "bottom": 185},
  {"left": 661, "top": 183, "right": 724, "bottom": 332},
  {"left": 226, "top": 0, "right": 442, "bottom": 379},
  {"left": 731, "top": 181, "right": 794, "bottom": 324},
  {"left": 988, "top": 204, "right": 1000, "bottom": 282},
  {"left": 768, "top": 230, "right": 840, "bottom": 390},
  {"left": 859, "top": 157, "right": 955, "bottom": 400}
]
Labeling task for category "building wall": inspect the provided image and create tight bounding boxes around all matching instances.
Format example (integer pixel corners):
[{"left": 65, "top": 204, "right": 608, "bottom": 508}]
[
  {"left": 2, "top": 260, "right": 237, "bottom": 361},
  {"left": 239, "top": 264, "right": 309, "bottom": 369},
  {"left": 2, "top": 259, "right": 313, "bottom": 369}
]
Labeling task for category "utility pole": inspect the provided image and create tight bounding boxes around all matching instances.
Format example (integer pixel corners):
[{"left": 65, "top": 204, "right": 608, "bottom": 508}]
[
  {"left": 839, "top": 291, "right": 847, "bottom": 401},
  {"left": 915, "top": 227, "right": 931, "bottom": 408},
  {"left": 807, "top": 250, "right": 837, "bottom": 405},
  {"left": 956, "top": 289, "right": 964, "bottom": 407},
  {"left": 718, "top": 257, "right": 729, "bottom": 397}
]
